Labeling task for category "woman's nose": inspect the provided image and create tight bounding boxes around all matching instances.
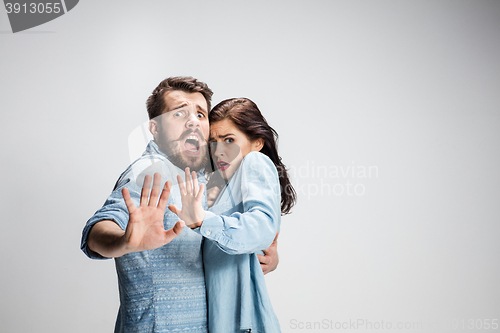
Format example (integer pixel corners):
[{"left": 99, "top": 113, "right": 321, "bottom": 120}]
[{"left": 213, "top": 142, "right": 224, "bottom": 157}]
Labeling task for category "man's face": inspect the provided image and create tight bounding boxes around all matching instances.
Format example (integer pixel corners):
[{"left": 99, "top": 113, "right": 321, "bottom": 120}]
[{"left": 150, "top": 90, "right": 209, "bottom": 171}]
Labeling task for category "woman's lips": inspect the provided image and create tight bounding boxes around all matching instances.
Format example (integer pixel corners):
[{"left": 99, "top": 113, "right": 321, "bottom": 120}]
[{"left": 217, "top": 161, "right": 230, "bottom": 171}]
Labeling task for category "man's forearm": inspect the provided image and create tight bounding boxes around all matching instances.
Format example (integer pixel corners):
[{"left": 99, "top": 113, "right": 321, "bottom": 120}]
[{"left": 87, "top": 220, "right": 129, "bottom": 258}]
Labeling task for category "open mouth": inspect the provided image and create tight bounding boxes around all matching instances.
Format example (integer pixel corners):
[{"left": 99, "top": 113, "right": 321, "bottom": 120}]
[
  {"left": 217, "top": 161, "right": 230, "bottom": 171},
  {"left": 184, "top": 135, "right": 200, "bottom": 155}
]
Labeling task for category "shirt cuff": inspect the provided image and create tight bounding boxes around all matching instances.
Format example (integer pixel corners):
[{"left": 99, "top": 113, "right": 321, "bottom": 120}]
[{"left": 198, "top": 211, "right": 225, "bottom": 240}]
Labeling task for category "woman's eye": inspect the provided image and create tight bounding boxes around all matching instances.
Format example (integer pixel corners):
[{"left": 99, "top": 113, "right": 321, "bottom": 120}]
[{"left": 225, "top": 138, "right": 234, "bottom": 144}]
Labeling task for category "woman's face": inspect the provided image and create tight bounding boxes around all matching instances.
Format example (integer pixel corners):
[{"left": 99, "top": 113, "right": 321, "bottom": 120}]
[{"left": 209, "top": 118, "right": 262, "bottom": 180}]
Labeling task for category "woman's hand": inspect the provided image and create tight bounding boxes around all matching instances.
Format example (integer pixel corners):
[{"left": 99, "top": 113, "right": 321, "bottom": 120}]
[
  {"left": 168, "top": 168, "right": 206, "bottom": 229},
  {"left": 207, "top": 186, "right": 221, "bottom": 208}
]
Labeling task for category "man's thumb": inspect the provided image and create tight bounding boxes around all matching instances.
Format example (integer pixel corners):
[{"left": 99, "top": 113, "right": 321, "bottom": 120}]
[{"left": 173, "top": 220, "right": 185, "bottom": 234}]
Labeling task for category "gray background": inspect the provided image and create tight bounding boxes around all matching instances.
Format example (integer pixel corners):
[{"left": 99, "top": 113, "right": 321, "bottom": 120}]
[{"left": 1, "top": 1, "right": 499, "bottom": 332}]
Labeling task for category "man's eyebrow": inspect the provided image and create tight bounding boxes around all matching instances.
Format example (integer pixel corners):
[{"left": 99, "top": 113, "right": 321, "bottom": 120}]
[
  {"left": 168, "top": 102, "right": 188, "bottom": 112},
  {"left": 168, "top": 103, "right": 207, "bottom": 114},
  {"left": 197, "top": 105, "right": 208, "bottom": 114}
]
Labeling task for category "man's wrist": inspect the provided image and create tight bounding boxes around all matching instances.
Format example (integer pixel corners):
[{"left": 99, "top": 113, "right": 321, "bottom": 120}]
[{"left": 118, "top": 233, "right": 132, "bottom": 257}]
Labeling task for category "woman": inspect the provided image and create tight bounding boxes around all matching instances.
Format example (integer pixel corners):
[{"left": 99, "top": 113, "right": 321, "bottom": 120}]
[{"left": 170, "top": 98, "right": 296, "bottom": 332}]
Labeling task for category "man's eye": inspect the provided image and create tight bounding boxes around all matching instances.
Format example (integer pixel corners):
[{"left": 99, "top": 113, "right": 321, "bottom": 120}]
[
  {"left": 174, "top": 111, "right": 183, "bottom": 117},
  {"left": 225, "top": 138, "right": 234, "bottom": 144},
  {"left": 197, "top": 113, "right": 205, "bottom": 119}
]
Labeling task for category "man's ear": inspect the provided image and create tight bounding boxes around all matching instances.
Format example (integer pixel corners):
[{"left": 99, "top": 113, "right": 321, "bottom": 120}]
[
  {"left": 252, "top": 138, "right": 264, "bottom": 152},
  {"left": 149, "top": 120, "right": 158, "bottom": 140}
]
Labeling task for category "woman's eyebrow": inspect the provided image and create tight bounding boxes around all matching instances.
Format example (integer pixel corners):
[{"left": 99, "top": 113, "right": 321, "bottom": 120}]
[{"left": 209, "top": 133, "right": 234, "bottom": 140}]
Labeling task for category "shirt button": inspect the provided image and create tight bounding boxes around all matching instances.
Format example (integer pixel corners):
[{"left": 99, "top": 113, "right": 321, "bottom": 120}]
[{"left": 206, "top": 230, "right": 211, "bottom": 236}]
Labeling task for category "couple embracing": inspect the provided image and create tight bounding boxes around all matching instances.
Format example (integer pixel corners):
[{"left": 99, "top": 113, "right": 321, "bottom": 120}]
[{"left": 81, "top": 76, "right": 296, "bottom": 333}]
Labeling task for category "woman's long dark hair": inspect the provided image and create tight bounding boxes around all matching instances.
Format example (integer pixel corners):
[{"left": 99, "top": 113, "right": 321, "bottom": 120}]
[{"left": 209, "top": 98, "right": 296, "bottom": 215}]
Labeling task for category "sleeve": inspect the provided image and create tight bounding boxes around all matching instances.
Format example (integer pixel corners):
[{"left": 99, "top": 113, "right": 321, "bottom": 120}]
[
  {"left": 79, "top": 157, "right": 162, "bottom": 259},
  {"left": 193, "top": 152, "right": 281, "bottom": 255},
  {"left": 80, "top": 176, "right": 140, "bottom": 259}
]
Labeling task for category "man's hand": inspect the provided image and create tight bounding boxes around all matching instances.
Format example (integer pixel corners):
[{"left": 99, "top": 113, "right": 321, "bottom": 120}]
[
  {"left": 257, "top": 232, "right": 279, "bottom": 275},
  {"left": 122, "top": 173, "right": 185, "bottom": 253},
  {"left": 168, "top": 168, "right": 206, "bottom": 229},
  {"left": 88, "top": 173, "right": 184, "bottom": 258}
]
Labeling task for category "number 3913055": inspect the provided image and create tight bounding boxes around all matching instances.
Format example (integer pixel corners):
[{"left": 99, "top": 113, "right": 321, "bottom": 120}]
[{"left": 5, "top": 3, "right": 62, "bottom": 14}]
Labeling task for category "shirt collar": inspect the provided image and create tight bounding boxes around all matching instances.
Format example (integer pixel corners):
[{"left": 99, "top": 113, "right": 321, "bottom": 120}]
[
  {"left": 144, "top": 140, "right": 168, "bottom": 159},
  {"left": 145, "top": 140, "right": 206, "bottom": 173}
]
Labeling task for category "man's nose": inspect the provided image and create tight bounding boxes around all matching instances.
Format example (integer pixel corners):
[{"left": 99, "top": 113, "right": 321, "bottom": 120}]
[{"left": 186, "top": 112, "right": 200, "bottom": 129}]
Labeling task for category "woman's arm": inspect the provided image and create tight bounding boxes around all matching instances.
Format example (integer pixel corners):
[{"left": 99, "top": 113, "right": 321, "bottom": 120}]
[{"left": 170, "top": 152, "right": 281, "bottom": 255}]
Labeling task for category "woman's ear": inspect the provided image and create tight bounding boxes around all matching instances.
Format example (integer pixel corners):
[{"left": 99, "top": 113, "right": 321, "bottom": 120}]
[
  {"left": 149, "top": 120, "right": 158, "bottom": 140},
  {"left": 252, "top": 138, "right": 264, "bottom": 152}
]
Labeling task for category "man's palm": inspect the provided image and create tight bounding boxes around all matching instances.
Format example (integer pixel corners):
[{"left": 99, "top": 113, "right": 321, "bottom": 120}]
[{"left": 122, "top": 173, "right": 184, "bottom": 253}]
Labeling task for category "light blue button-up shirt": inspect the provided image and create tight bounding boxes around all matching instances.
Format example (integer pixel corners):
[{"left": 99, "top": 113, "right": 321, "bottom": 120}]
[
  {"left": 81, "top": 141, "right": 208, "bottom": 333},
  {"left": 194, "top": 151, "right": 282, "bottom": 333}
]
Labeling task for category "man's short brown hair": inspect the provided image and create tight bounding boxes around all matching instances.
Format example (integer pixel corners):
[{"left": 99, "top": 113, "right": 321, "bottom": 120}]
[{"left": 146, "top": 76, "right": 213, "bottom": 120}]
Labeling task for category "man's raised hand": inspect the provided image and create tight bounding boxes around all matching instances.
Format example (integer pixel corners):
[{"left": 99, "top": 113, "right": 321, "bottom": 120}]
[{"left": 122, "top": 172, "right": 185, "bottom": 253}]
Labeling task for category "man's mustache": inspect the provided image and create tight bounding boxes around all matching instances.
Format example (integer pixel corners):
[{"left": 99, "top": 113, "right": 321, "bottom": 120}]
[{"left": 173, "top": 128, "right": 207, "bottom": 144}]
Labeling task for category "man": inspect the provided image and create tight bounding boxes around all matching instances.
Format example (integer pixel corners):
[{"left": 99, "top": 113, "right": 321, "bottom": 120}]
[{"left": 81, "top": 77, "right": 278, "bottom": 332}]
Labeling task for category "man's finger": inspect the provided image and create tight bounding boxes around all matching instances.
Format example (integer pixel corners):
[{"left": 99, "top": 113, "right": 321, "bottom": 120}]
[
  {"left": 257, "top": 254, "right": 269, "bottom": 265},
  {"left": 157, "top": 181, "right": 172, "bottom": 211},
  {"left": 122, "top": 188, "right": 137, "bottom": 214},
  {"left": 140, "top": 174, "right": 152, "bottom": 206},
  {"left": 148, "top": 173, "right": 162, "bottom": 207},
  {"left": 163, "top": 220, "right": 185, "bottom": 244},
  {"left": 261, "top": 266, "right": 271, "bottom": 275}
]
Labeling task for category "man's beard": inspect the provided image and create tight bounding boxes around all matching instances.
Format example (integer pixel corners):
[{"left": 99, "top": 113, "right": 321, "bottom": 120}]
[
  {"left": 166, "top": 145, "right": 209, "bottom": 172},
  {"left": 158, "top": 130, "right": 210, "bottom": 172}
]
